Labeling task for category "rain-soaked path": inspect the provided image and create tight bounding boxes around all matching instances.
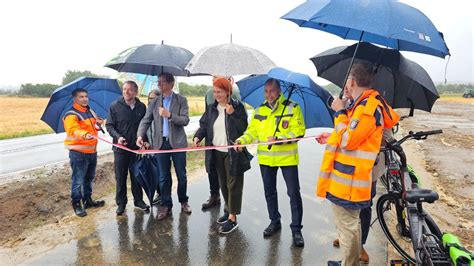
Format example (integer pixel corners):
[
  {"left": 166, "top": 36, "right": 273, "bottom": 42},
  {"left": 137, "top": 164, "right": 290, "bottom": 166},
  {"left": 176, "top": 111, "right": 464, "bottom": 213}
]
[{"left": 25, "top": 129, "right": 387, "bottom": 265}]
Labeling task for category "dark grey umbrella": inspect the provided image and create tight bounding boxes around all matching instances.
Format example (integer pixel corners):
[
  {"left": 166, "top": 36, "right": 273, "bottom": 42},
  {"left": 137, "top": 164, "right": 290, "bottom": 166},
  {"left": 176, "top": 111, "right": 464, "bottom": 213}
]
[
  {"left": 311, "top": 42, "right": 439, "bottom": 112},
  {"left": 105, "top": 43, "right": 194, "bottom": 77}
]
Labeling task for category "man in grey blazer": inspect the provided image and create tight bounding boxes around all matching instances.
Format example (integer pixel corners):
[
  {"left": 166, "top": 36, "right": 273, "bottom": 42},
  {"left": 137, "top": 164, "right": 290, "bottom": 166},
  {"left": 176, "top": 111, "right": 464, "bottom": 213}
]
[{"left": 137, "top": 72, "right": 191, "bottom": 220}]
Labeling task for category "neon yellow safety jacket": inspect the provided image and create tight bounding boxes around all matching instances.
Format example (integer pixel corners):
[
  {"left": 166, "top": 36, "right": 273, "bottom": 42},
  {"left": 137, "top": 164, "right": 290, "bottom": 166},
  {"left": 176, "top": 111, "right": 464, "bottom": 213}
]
[{"left": 237, "top": 94, "right": 306, "bottom": 166}]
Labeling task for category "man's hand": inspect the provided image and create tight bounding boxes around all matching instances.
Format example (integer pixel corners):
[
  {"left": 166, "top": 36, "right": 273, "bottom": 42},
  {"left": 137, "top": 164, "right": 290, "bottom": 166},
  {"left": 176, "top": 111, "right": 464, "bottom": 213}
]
[
  {"left": 315, "top": 132, "right": 331, "bottom": 144},
  {"left": 84, "top": 133, "right": 93, "bottom": 140},
  {"left": 234, "top": 139, "right": 243, "bottom": 152},
  {"left": 159, "top": 107, "right": 171, "bottom": 118},
  {"left": 331, "top": 97, "right": 347, "bottom": 112},
  {"left": 135, "top": 136, "right": 143, "bottom": 147},
  {"left": 225, "top": 104, "right": 234, "bottom": 115},
  {"left": 142, "top": 141, "right": 150, "bottom": 150},
  {"left": 118, "top": 137, "right": 128, "bottom": 146},
  {"left": 96, "top": 117, "right": 104, "bottom": 125},
  {"left": 193, "top": 137, "right": 201, "bottom": 147}
]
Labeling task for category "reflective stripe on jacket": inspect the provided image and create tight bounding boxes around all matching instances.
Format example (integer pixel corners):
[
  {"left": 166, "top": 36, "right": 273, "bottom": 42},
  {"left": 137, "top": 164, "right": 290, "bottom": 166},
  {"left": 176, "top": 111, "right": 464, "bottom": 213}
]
[
  {"left": 63, "top": 103, "right": 98, "bottom": 153},
  {"left": 317, "top": 89, "right": 399, "bottom": 204},
  {"left": 238, "top": 94, "right": 306, "bottom": 167}
]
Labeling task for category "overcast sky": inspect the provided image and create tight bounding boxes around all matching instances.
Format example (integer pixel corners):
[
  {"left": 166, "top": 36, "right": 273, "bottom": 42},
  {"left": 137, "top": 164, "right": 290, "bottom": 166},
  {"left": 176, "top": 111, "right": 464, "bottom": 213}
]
[{"left": 0, "top": 0, "right": 472, "bottom": 87}]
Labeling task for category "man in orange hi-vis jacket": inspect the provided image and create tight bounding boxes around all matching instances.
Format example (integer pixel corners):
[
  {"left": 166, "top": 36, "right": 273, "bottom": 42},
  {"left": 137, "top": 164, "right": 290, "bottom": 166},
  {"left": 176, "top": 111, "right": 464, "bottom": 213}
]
[
  {"left": 63, "top": 88, "right": 105, "bottom": 217},
  {"left": 316, "top": 63, "right": 399, "bottom": 266}
]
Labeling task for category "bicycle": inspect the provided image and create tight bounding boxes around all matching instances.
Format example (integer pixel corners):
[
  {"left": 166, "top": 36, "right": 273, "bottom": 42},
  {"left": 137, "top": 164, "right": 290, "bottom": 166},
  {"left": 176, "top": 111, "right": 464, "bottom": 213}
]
[{"left": 376, "top": 130, "right": 458, "bottom": 265}]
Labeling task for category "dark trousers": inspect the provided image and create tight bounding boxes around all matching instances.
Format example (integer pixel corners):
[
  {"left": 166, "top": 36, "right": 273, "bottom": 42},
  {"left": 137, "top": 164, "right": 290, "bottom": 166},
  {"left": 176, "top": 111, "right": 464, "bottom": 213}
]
[
  {"left": 214, "top": 151, "right": 244, "bottom": 215},
  {"left": 208, "top": 160, "right": 220, "bottom": 196},
  {"left": 360, "top": 181, "right": 377, "bottom": 245},
  {"left": 114, "top": 151, "right": 143, "bottom": 206},
  {"left": 155, "top": 138, "right": 188, "bottom": 208},
  {"left": 259, "top": 164, "right": 303, "bottom": 233},
  {"left": 69, "top": 150, "right": 97, "bottom": 204}
]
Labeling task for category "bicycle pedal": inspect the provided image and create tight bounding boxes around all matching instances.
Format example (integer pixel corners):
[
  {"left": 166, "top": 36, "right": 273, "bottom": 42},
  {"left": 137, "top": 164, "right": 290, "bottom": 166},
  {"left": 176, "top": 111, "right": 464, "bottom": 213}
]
[{"left": 390, "top": 259, "right": 413, "bottom": 266}]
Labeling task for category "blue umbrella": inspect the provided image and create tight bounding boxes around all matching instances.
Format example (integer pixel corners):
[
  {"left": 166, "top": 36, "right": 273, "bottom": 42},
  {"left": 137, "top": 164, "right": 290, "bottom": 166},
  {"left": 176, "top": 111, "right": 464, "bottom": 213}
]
[
  {"left": 41, "top": 77, "right": 122, "bottom": 133},
  {"left": 282, "top": 0, "right": 450, "bottom": 58},
  {"left": 236, "top": 67, "right": 334, "bottom": 129}
]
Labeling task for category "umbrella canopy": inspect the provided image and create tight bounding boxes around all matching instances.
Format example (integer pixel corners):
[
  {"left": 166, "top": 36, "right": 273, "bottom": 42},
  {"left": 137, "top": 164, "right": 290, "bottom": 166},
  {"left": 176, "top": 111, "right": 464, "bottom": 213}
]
[
  {"left": 185, "top": 43, "right": 276, "bottom": 76},
  {"left": 311, "top": 42, "right": 439, "bottom": 112},
  {"left": 41, "top": 77, "right": 122, "bottom": 133},
  {"left": 105, "top": 43, "right": 194, "bottom": 77},
  {"left": 131, "top": 155, "right": 160, "bottom": 207},
  {"left": 237, "top": 67, "right": 334, "bottom": 128},
  {"left": 282, "top": 0, "right": 450, "bottom": 58}
]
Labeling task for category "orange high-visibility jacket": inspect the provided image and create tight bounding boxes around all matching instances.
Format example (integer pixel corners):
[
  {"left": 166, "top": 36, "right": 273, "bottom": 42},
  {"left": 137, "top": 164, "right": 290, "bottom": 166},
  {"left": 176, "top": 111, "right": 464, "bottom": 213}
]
[
  {"left": 317, "top": 89, "right": 399, "bottom": 203},
  {"left": 63, "top": 103, "right": 98, "bottom": 154}
]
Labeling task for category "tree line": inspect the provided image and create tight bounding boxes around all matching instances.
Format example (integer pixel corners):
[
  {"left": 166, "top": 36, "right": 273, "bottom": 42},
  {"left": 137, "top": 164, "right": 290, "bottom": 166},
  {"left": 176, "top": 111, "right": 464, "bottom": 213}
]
[{"left": 1, "top": 70, "right": 472, "bottom": 97}]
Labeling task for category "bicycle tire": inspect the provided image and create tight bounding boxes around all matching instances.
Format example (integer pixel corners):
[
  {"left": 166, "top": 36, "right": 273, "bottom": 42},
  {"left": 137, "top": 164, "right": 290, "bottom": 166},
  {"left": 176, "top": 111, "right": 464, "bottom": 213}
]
[{"left": 377, "top": 193, "right": 443, "bottom": 264}]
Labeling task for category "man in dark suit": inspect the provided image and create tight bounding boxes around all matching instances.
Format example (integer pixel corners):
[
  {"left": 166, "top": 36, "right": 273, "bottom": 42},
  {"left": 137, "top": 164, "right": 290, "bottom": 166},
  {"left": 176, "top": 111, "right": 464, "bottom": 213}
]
[{"left": 137, "top": 72, "right": 191, "bottom": 220}]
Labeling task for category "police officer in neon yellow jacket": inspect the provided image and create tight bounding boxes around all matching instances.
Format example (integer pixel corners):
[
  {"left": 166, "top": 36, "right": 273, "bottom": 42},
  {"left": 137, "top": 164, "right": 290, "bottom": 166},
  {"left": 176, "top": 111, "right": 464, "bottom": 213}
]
[{"left": 236, "top": 78, "right": 306, "bottom": 247}]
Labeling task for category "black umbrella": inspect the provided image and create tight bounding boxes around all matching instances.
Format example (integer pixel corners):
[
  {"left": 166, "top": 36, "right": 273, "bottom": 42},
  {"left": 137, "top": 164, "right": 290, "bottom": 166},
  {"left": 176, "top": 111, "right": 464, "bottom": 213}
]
[
  {"left": 311, "top": 42, "right": 439, "bottom": 112},
  {"left": 105, "top": 42, "right": 194, "bottom": 77},
  {"left": 131, "top": 155, "right": 160, "bottom": 208}
]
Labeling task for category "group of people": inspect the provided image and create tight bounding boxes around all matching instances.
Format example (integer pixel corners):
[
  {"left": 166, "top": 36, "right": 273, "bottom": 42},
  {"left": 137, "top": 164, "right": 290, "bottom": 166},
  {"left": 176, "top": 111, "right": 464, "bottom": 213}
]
[{"left": 63, "top": 62, "right": 400, "bottom": 265}]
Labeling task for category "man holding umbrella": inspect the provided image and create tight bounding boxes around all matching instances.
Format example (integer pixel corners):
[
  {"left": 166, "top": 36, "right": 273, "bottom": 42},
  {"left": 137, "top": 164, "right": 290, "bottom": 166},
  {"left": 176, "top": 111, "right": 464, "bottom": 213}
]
[
  {"left": 316, "top": 63, "right": 399, "bottom": 266},
  {"left": 236, "top": 78, "right": 306, "bottom": 247},
  {"left": 106, "top": 80, "right": 149, "bottom": 215},
  {"left": 63, "top": 88, "right": 105, "bottom": 217}
]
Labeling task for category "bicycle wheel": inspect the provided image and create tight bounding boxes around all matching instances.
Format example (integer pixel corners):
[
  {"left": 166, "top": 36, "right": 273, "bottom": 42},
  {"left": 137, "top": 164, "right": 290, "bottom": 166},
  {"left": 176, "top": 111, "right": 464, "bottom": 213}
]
[
  {"left": 377, "top": 193, "right": 416, "bottom": 263},
  {"left": 377, "top": 194, "right": 443, "bottom": 264}
]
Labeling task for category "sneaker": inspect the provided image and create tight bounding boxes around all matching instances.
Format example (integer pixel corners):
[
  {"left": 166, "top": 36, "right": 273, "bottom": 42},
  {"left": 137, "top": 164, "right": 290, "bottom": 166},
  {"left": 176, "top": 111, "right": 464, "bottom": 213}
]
[
  {"left": 216, "top": 213, "right": 229, "bottom": 225},
  {"left": 263, "top": 222, "right": 281, "bottom": 238},
  {"left": 116, "top": 204, "right": 126, "bottom": 215},
  {"left": 201, "top": 195, "right": 221, "bottom": 210},
  {"left": 292, "top": 231, "right": 305, "bottom": 247},
  {"left": 360, "top": 247, "right": 369, "bottom": 264},
  {"left": 157, "top": 207, "right": 171, "bottom": 221},
  {"left": 134, "top": 201, "right": 150, "bottom": 211},
  {"left": 181, "top": 202, "right": 192, "bottom": 214},
  {"left": 152, "top": 195, "right": 162, "bottom": 206},
  {"left": 72, "top": 202, "right": 87, "bottom": 217},
  {"left": 327, "top": 261, "right": 342, "bottom": 266},
  {"left": 83, "top": 198, "right": 105, "bottom": 209},
  {"left": 220, "top": 220, "right": 238, "bottom": 234}
]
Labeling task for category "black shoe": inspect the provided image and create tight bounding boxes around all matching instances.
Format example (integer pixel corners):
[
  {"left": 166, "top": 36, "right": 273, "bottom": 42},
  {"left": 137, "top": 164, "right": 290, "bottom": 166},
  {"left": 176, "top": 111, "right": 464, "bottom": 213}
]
[
  {"left": 327, "top": 261, "right": 342, "bottom": 266},
  {"left": 134, "top": 201, "right": 150, "bottom": 211},
  {"left": 220, "top": 220, "right": 238, "bottom": 234},
  {"left": 201, "top": 195, "right": 221, "bottom": 210},
  {"left": 292, "top": 231, "right": 305, "bottom": 247},
  {"left": 216, "top": 212, "right": 229, "bottom": 225},
  {"left": 263, "top": 222, "right": 281, "bottom": 238},
  {"left": 72, "top": 202, "right": 87, "bottom": 217},
  {"left": 83, "top": 198, "right": 105, "bottom": 209},
  {"left": 152, "top": 195, "right": 161, "bottom": 206},
  {"left": 116, "top": 204, "right": 126, "bottom": 215}
]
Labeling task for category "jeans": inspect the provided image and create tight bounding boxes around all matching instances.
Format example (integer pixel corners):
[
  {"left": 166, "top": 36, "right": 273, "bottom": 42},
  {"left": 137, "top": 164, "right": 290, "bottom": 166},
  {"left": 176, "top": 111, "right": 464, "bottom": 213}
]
[
  {"left": 259, "top": 164, "right": 303, "bottom": 233},
  {"left": 69, "top": 150, "right": 97, "bottom": 204},
  {"left": 114, "top": 151, "right": 144, "bottom": 206},
  {"left": 155, "top": 138, "right": 188, "bottom": 208},
  {"left": 360, "top": 181, "right": 377, "bottom": 245}
]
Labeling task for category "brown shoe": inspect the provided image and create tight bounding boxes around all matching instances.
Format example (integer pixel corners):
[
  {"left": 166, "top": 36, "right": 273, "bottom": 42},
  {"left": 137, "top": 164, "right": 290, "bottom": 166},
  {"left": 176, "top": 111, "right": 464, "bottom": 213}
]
[
  {"left": 333, "top": 238, "right": 340, "bottom": 247},
  {"left": 359, "top": 247, "right": 369, "bottom": 264},
  {"left": 157, "top": 207, "right": 171, "bottom": 221},
  {"left": 201, "top": 195, "right": 221, "bottom": 210},
  {"left": 181, "top": 202, "right": 192, "bottom": 214}
]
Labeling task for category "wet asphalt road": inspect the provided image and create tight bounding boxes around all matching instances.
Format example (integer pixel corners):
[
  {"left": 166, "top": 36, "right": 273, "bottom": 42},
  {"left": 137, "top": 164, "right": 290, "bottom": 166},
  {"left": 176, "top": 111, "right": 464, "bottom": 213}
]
[{"left": 26, "top": 128, "right": 387, "bottom": 265}]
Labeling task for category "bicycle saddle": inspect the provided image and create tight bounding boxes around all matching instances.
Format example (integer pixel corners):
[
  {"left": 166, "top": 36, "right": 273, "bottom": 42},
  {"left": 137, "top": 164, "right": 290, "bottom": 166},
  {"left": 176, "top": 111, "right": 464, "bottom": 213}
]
[{"left": 405, "top": 188, "right": 439, "bottom": 204}]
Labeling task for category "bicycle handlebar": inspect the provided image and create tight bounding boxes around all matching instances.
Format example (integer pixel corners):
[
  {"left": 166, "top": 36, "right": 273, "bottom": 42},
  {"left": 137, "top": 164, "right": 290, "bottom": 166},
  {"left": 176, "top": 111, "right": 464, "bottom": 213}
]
[{"left": 381, "top": 129, "right": 443, "bottom": 152}]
